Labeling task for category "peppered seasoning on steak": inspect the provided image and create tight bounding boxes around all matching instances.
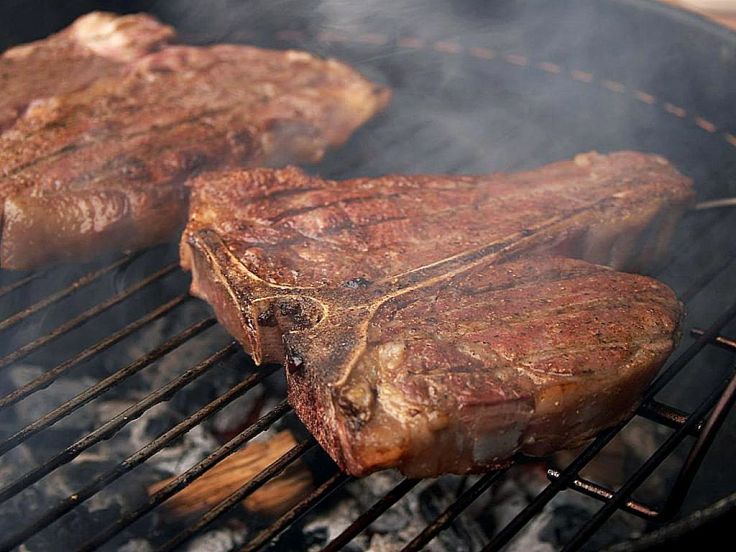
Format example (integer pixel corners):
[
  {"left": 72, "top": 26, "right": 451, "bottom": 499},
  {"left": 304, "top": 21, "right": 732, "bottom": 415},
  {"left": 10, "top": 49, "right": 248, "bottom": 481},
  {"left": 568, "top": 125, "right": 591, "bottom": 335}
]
[
  {"left": 180, "top": 151, "right": 692, "bottom": 476},
  {"left": 0, "top": 36, "right": 390, "bottom": 270},
  {"left": 0, "top": 12, "right": 174, "bottom": 132}
]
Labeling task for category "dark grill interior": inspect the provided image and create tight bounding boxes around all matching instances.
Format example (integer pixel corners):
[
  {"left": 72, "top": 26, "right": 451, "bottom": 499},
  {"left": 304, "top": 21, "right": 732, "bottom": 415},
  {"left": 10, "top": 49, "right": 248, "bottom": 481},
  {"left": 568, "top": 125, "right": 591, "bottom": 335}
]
[{"left": 1, "top": 0, "right": 736, "bottom": 550}]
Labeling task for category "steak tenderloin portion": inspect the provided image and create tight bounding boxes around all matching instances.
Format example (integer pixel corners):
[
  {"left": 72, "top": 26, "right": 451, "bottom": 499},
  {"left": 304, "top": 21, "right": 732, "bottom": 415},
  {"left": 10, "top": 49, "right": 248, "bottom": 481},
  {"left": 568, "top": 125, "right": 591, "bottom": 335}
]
[
  {"left": 0, "top": 12, "right": 174, "bottom": 131},
  {"left": 0, "top": 40, "right": 390, "bottom": 269},
  {"left": 181, "top": 151, "right": 691, "bottom": 476}
]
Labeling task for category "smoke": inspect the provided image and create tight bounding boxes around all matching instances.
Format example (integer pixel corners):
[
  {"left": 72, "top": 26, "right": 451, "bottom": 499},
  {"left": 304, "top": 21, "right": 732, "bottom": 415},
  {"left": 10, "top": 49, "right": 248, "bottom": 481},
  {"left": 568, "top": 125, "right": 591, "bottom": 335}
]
[{"left": 149, "top": 0, "right": 736, "bottom": 180}]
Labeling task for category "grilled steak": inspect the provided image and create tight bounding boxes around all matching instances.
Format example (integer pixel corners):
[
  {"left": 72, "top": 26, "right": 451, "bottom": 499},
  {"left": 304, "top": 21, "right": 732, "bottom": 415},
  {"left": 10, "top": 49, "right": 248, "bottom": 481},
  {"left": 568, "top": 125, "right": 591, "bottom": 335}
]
[
  {"left": 181, "top": 151, "right": 691, "bottom": 476},
  {"left": 0, "top": 39, "right": 390, "bottom": 269},
  {"left": 0, "top": 12, "right": 173, "bottom": 131}
]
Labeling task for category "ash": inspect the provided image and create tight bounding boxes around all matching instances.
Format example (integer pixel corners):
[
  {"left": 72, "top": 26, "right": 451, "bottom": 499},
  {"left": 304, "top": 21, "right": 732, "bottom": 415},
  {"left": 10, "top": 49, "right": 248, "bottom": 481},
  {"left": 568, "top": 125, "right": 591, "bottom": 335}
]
[
  {"left": 0, "top": 289, "right": 261, "bottom": 551},
  {"left": 300, "top": 471, "right": 489, "bottom": 552},
  {"left": 296, "top": 468, "right": 647, "bottom": 552},
  {"left": 295, "top": 416, "right": 669, "bottom": 551}
]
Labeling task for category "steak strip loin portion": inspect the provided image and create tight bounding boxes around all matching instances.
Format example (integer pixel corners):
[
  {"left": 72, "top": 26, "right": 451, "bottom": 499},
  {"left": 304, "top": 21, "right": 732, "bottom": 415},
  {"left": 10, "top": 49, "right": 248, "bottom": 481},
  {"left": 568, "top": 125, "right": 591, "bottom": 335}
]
[
  {"left": 0, "top": 12, "right": 174, "bottom": 132},
  {"left": 181, "top": 151, "right": 692, "bottom": 476},
  {"left": 0, "top": 17, "right": 390, "bottom": 269}
]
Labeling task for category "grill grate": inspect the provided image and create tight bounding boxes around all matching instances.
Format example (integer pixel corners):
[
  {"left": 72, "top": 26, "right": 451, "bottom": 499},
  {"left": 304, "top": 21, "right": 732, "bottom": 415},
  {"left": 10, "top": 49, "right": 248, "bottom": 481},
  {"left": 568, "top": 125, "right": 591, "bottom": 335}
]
[{"left": 0, "top": 234, "right": 733, "bottom": 552}]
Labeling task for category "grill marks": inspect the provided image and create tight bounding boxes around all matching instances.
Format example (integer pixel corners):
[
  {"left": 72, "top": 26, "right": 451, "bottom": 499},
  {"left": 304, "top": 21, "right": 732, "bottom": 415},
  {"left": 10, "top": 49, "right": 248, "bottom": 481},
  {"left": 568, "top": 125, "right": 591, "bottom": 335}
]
[
  {"left": 189, "top": 153, "right": 692, "bottom": 288},
  {"left": 1, "top": 85, "right": 240, "bottom": 188},
  {"left": 339, "top": 257, "right": 682, "bottom": 473},
  {"left": 374, "top": 259, "right": 674, "bottom": 356},
  {"left": 266, "top": 192, "right": 406, "bottom": 224},
  {"left": 3, "top": 110, "right": 230, "bottom": 197}
]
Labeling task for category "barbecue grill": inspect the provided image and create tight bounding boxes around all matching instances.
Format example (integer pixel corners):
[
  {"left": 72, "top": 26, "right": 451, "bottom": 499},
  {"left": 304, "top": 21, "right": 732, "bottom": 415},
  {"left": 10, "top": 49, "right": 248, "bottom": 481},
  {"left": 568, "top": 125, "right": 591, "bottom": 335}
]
[{"left": 1, "top": 0, "right": 735, "bottom": 550}]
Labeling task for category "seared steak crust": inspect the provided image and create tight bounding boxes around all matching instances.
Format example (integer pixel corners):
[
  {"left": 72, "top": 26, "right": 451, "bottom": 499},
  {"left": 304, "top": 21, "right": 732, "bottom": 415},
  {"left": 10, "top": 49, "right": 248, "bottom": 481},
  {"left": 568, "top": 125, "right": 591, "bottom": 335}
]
[
  {"left": 0, "top": 12, "right": 173, "bottom": 131},
  {"left": 181, "top": 152, "right": 690, "bottom": 476},
  {"left": 0, "top": 28, "right": 390, "bottom": 269},
  {"left": 182, "top": 151, "right": 693, "bottom": 283}
]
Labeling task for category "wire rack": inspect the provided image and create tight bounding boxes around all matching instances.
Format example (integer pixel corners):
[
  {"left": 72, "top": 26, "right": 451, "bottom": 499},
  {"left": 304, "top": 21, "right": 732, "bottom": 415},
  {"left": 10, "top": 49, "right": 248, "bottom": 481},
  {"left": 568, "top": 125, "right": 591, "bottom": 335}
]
[{"left": 0, "top": 217, "right": 733, "bottom": 552}]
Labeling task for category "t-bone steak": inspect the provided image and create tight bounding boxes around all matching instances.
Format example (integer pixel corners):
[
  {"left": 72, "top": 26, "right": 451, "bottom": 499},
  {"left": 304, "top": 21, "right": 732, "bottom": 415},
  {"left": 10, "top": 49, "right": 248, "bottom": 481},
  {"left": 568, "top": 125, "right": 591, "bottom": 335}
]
[
  {"left": 181, "top": 151, "right": 692, "bottom": 476},
  {"left": 0, "top": 17, "right": 390, "bottom": 269}
]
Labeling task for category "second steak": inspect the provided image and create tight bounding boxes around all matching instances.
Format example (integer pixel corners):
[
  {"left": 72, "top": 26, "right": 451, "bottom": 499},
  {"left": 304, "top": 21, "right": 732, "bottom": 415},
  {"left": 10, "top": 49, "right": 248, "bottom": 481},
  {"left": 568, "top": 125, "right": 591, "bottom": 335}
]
[{"left": 0, "top": 21, "right": 390, "bottom": 269}]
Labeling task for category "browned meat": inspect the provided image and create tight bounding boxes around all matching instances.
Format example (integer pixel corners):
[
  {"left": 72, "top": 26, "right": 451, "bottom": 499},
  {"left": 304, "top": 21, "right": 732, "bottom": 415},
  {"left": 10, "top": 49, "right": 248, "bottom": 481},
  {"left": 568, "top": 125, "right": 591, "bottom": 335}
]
[
  {"left": 0, "top": 40, "right": 390, "bottom": 269},
  {"left": 0, "top": 12, "right": 173, "bottom": 131},
  {"left": 180, "top": 151, "right": 691, "bottom": 476}
]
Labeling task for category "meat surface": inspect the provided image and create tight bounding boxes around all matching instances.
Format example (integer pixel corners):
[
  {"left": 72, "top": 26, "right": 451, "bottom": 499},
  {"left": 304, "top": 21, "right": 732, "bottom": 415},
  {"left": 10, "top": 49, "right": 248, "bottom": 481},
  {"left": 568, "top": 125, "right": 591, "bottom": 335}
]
[
  {"left": 181, "top": 151, "right": 691, "bottom": 476},
  {"left": 0, "top": 12, "right": 173, "bottom": 131},
  {"left": 0, "top": 28, "right": 390, "bottom": 269}
]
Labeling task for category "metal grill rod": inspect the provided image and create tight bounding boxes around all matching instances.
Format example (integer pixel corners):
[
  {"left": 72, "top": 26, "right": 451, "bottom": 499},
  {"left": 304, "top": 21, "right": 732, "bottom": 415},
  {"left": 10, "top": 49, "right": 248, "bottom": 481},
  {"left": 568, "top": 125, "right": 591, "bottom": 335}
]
[
  {"left": 79, "top": 401, "right": 292, "bottom": 552},
  {"left": 402, "top": 470, "right": 506, "bottom": 552},
  {"left": 0, "top": 294, "right": 189, "bottom": 408},
  {"left": 694, "top": 198, "right": 736, "bottom": 210},
  {"left": 159, "top": 438, "right": 318, "bottom": 552},
  {"left": 562, "top": 364, "right": 736, "bottom": 551},
  {"left": 321, "top": 478, "right": 419, "bottom": 552},
  {"left": 242, "top": 471, "right": 351, "bottom": 552},
  {"left": 691, "top": 327, "right": 736, "bottom": 351},
  {"left": 545, "top": 469, "right": 659, "bottom": 519},
  {"left": 480, "top": 297, "right": 736, "bottom": 551},
  {"left": 0, "top": 262, "right": 179, "bottom": 369},
  {"left": 661, "top": 367, "right": 736, "bottom": 519},
  {"left": 0, "top": 254, "right": 135, "bottom": 333},
  {"left": 0, "top": 361, "right": 277, "bottom": 552},
  {"left": 0, "top": 326, "right": 227, "bottom": 505},
  {"left": 0, "top": 270, "right": 45, "bottom": 299},
  {"left": 0, "top": 317, "right": 215, "bottom": 457},
  {"left": 638, "top": 400, "right": 694, "bottom": 434},
  {"left": 641, "top": 299, "right": 736, "bottom": 400},
  {"left": 480, "top": 423, "right": 627, "bottom": 551}
]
